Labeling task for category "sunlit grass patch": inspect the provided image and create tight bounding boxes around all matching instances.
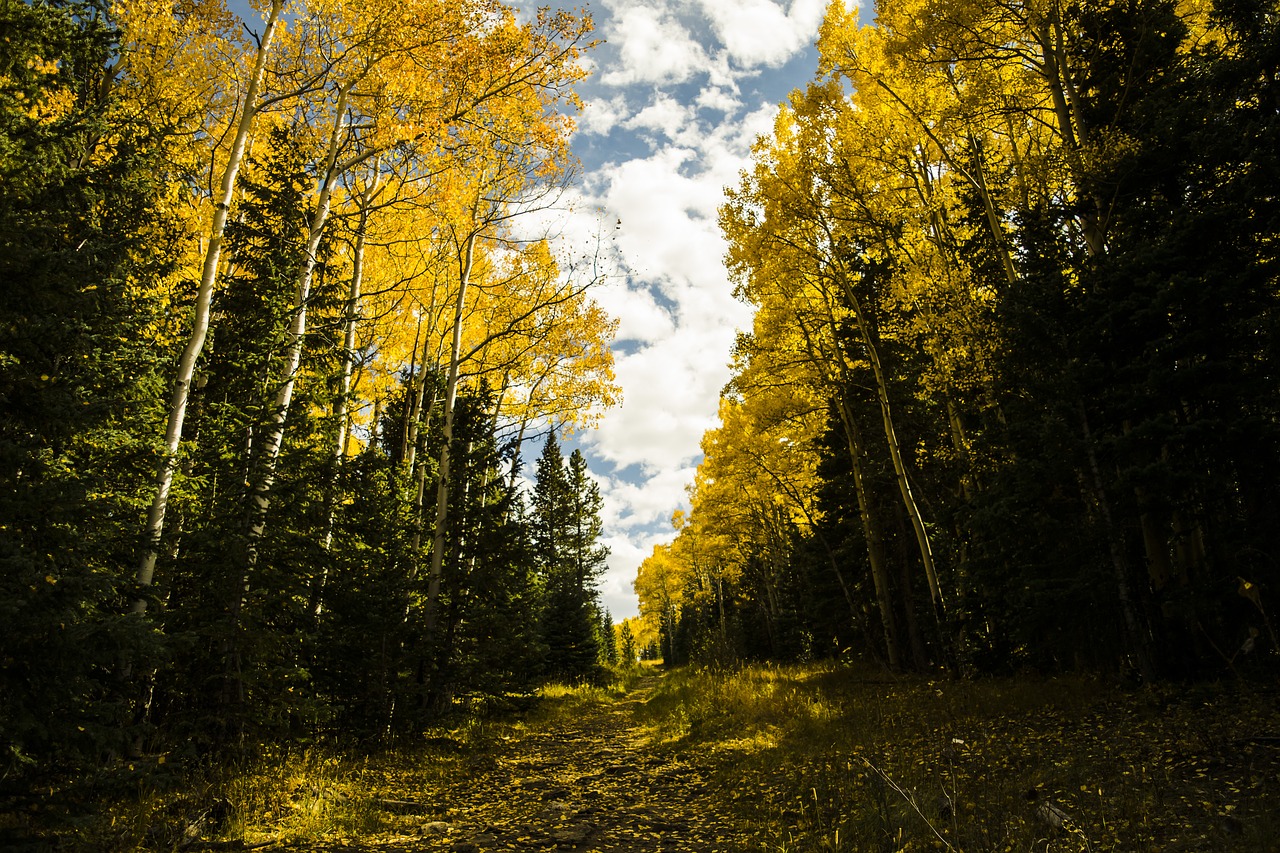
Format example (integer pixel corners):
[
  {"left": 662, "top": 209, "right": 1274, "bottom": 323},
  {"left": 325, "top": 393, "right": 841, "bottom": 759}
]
[
  {"left": 218, "top": 749, "right": 391, "bottom": 844},
  {"left": 48, "top": 706, "right": 521, "bottom": 850},
  {"left": 535, "top": 668, "right": 638, "bottom": 711},
  {"left": 15, "top": 669, "right": 653, "bottom": 850},
  {"left": 640, "top": 663, "right": 838, "bottom": 744}
]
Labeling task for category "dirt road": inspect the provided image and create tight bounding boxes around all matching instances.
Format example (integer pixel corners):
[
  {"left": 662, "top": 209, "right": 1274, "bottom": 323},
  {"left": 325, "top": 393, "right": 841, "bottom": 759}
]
[{"left": 287, "top": 677, "right": 755, "bottom": 853}]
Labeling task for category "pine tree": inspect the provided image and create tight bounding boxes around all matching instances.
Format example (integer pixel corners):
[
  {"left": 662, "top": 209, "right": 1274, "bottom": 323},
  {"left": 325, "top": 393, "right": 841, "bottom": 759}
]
[
  {"left": 619, "top": 622, "right": 637, "bottom": 666},
  {"left": 566, "top": 449, "right": 610, "bottom": 594},
  {"left": 0, "top": 0, "right": 185, "bottom": 777},
  {"left": 531, "top": 436, "right": 610, "bottom": 681},
  {"left": 428, "top": 389, "right": 543, "bottom": 706},
  {"left": 153, "top": 127, "right": 335, "bottom": 745},
  {"left": 531, "top": 432, "right": 571, "bottom": 579},
  {"left": 599, "top": 608, "right": 617, "bottom": 666}
]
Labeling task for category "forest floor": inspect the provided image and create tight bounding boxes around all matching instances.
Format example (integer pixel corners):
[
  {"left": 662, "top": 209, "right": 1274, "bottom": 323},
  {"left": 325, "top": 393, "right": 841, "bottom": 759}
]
[
  {"left": 14, "top": 663, "right": 1280, "bottom": 851},
  {"left": 268, "top": 664, "right": 1280, "bottom": 853},
  {"left": 272, "top": 672, "right": 750, "bottom": 853}
]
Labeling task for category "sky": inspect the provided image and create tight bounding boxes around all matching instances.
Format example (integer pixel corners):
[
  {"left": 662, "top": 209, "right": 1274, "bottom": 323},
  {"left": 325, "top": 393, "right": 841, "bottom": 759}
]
[{"left": 532, "top": 0, "right": 859, "bottom": 620}]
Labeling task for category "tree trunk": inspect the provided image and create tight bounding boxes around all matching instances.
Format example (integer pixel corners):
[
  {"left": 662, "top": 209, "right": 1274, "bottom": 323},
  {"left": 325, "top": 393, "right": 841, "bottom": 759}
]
[
  {"left": 835, "top": 269, "right": 944, "bottom": 615},
  {"left": 424, "top": 231, "right": 478, "bottom": 637},
  {"left": 135, "top": 0, "right": 284, "bottom": 614},
  {"left": 836, "top": 398, "right": 902, "bottom": 671},
  {"left": 894, "top": 502, "right": 930, "bottom": 669},
  {"left": 242, "top": 83, "right": 353, "bottom": 576},
  {"left": 399, "top": 318, "right": 423, "bottom": 466},
  {"left": 1079, "top": 404, "right": 1157, "bottom": 681},
  {"left": 407, "top": 384, "right": 438, "bottom": 569},
  {"left": 1034, "top": 10, "right": 1108, "bottom": 257},
  {"left": 314, "top": 184, "right": 376, "bottom": 618}
]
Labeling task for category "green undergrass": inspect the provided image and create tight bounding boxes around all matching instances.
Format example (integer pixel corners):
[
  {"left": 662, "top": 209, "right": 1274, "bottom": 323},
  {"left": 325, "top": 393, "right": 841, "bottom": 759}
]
[{"left": 639, "top": 662, "right": 1280, "bottom": 852}]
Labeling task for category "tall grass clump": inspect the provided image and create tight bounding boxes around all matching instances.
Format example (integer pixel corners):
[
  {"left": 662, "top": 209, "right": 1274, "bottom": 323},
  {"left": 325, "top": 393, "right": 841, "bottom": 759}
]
[
  {"left": 63, "top": 740, "right": 477, "bottom": 851},
  {"left": 535, "top": 662, "right": 650, "bottom": 713}
]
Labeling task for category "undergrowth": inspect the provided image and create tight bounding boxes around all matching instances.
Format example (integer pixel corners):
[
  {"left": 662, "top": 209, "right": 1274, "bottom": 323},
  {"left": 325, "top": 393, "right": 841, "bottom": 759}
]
[
  {"left": 1, "top": 668, "right": 642, "bottom": 851},
  {"left": 640, "top": 663, "right": 1280, "bottom": 852},
  {"left": 14, "top": 664, "right": 1272, "bottom": 852}
]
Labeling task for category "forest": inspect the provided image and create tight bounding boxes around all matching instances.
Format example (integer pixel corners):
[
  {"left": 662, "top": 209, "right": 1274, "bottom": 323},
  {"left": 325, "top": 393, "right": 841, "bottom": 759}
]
[
  {"left": 636, "top": 0, "right": 1280, "bottom": 684},
  {"left": 1, "top": 0, "right": 622, "bottom": 786},
  {"left": 4, "top": 0, "right": 1280, "bottom": 848}
]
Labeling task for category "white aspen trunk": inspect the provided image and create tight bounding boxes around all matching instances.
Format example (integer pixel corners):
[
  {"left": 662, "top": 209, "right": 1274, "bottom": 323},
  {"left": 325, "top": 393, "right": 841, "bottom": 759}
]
[
  {"left": 328, "top": 201, "right": 372, "bottom": 510},
  {"left": 424, "top": 231, "right": 477, "bottom": 636},
  {"left": 507, "top": 419, "right": 531, "bottom": 493},
  {"left": 835, "top": 397, "right": 902, "bottom": 671},
  {"left": 242, "top": 83, "right": 353, "bottom": 573},
  {"left": 406, "top": 337, "right": 447, "bottom": 475},
  {"left": 835, "top": 269, "right": 945, "bottom": 614},
  {"left": 942, "top": 75, "right": 1019, "bottom": 286},
  {"left": 313, "top": 187, "right": 375, "bottom": 617},
  {"left": 794, "top": 305, "right": 903, "bottom": 667},
  {"left": 869, "top": 72, "right": 1020, "bottom": 289},
  {"left": 134, "top": 0, "right": 284, "bottom": 614},
  {"left": 400, "top": 319, "right": 424, "bottom": 468},
  {"left": 322, "top": 214, "right": 368, "bottom": 526},
  {"left": 406, "top": 381, "right": 438, "bottom": 578},
  {"left": 223, "top": 84, "right": 354, "bottom": 709},
  {"left": 1034, "top": 10, "right": 1108, "bottom": 257}
]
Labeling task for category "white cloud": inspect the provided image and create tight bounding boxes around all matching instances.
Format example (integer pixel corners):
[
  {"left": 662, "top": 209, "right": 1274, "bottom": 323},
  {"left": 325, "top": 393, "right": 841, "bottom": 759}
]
[
  {"left": 695, "top": 86, "right": 743, "bottom": 114},
  {"left": 600, "top": 463, "right": 697, "bottom": 531},
  {"left": 600, "top": 5, "right": 709, "bottom": 86},
  {"left": 623, "top": 92, "right": 695, "bottom": 140},
  {"left": 595, "top": 0, "right": 825, "bottom": 89},
  {"left": 553, "top": 108, "right": 771, "bottom": 616},
  {"left": 589, "top": 339, "right": 728, "bottom": 468},
  {"left": 593, "top": 278, "right": 675, "bottom": 344},
  {"left": 598, "top": 529, "right": 672, "bottom": 619},
  {"left": 579, "top": 93, "right": 630, "bottom": 138},
  {"left": 538, "top": 0, "right": 827, "bottom": 620},
  {"left": 697, "top": 0, "right": 827, "bottom": 68}
]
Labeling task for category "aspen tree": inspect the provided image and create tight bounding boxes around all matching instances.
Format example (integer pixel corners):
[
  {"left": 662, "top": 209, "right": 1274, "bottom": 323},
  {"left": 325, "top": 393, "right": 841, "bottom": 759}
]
[
  {"left": 135, "top": 0, "right": 287, "bottom": 614},
  {"left": 723, "top": 99, "right": 946, "bottom": 653},
  {"left": 235, "top": 1, "right": 595, "bottom": 615}
]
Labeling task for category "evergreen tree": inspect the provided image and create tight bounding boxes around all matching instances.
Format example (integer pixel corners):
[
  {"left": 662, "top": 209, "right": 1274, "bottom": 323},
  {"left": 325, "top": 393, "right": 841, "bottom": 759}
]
[
  {"left": 431, "top": 390, "right": 543, "bottom": 705},
  {"left": 531, "top": 436, "right": 610, "bottom": 681},
  {"left": 0, "top": 0, "right": 185, "bottom": 779},
  {"left": 310, "top": 435, "right": 415, "bottom": 735},
  {"left": 566, "top": 449, "right": 610, "bottom": 594},
  {"left": 619, "top": 621, "right": 637, "bottom": 666},
  {"left": 147, "top": 126, "right": 345, "bottom": 746},
  {"left": 531, "top": 432, "right": 570, "bottom": 578},
  {"left": 599, "top": 608, "right": 617, "bottom": 666}
]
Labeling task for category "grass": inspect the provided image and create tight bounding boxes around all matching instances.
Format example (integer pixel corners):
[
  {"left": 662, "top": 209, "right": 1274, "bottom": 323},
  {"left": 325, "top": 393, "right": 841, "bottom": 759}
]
[
  {"left": 638, "top": 662, "right": 1280, "bottom": 852},
  {"left": 11, "top": 664, "right": 1275, "bottom": 851},
  {"left": 3, "top": 669, "right": 644, "bottom": 852},
  {"left": 32, "top": 727, "right": 484, "bottom": 850}
]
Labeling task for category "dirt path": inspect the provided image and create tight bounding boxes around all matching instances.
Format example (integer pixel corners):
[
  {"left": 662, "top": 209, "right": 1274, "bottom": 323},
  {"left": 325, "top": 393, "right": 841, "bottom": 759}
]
[{"left": 288, "top": 676, "right": 753, "bottom": 853}]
